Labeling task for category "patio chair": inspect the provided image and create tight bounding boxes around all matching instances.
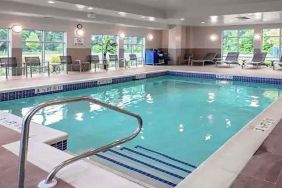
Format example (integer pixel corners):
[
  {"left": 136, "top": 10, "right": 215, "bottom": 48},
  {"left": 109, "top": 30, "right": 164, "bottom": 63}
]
[
  {"left": 242, "top": 52, "right": 267, "bottom": 69},
  {"left": 24, "top": 56, "right": 50, "bottom": 78},
  {"left": 183, "top": 54, "right": 193, "bottom": 65},
  {"left": 86, "top": 55, "right": 103, "bottom": 72},
  {"left": 0, "top": 57, "right": 25, "bottom": 79},
  {"left": 108, "top": 55, "right": 124, "bottom": 69},
  {"left": 215, "top": 52, "right": 239, "bottom": 67},
  {"left": 127, "top": 54, "right": 144, "bottom": 68},
  {"left": 272, "top": 55, "right": 282, "bottom": 70},
  {"left": 60, "top": 56, "right": 90, "bottom": 73},
  {"left": 191, "top": 53, "right": 217, "bottom": 66}
]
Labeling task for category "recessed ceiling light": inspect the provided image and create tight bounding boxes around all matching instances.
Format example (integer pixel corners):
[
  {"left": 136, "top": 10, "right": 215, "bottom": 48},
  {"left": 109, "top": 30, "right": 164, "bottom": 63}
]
[
  {"left": 118, "top": 12, "right": 127, "bottom": 16},
  {"left": 48, "top": 1, "right": 55, "bottom": 4},
  {"left": 76, "top": 4, "right": 85, "bottom": 9},
  {"left": 201, "top": 21, "right": 205, "bottom": 24},
  {"left": 88, "top": 7, "right": 93, "bottom": 10},
  {"left": 180, "top": 18, "right": 185, "bottom": 21},
  {"left": 141, "top": 16, "right": 146, "bottom": 19},
  {"left": 148, "top": 17, "right": 155, "bottom": 21},
  {"left": 210, "top": 15, "right": 218, "bottom": 23}
]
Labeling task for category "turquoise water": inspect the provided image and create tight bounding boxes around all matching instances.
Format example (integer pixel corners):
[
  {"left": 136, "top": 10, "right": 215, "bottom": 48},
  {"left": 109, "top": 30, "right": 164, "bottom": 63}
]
[{"left": 0, "top": 76, "right": 281, "bottom": 166}]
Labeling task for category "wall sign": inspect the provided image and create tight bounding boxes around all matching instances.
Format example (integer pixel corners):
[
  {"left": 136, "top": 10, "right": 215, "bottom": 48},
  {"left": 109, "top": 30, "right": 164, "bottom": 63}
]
[{"left": 74, "top": 37, "right": 84, "bottom": 47}]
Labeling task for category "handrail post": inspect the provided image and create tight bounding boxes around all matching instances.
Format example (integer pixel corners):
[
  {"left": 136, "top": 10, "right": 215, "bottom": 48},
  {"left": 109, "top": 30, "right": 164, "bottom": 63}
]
[{"left": 17, "top": 96, "right": 142, "bottom": 188}]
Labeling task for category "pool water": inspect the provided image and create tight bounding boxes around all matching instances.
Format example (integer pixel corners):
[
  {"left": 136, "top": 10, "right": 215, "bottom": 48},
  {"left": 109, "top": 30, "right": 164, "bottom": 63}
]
[{"left": 0, "top": 76, "right": 281, "bottom": 167}]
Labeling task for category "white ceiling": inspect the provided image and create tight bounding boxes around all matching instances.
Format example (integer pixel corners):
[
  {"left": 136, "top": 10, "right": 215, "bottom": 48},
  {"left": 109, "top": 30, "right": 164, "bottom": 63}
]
[{"left": 1, "top": 0, "right": 282, "bottom": 29}]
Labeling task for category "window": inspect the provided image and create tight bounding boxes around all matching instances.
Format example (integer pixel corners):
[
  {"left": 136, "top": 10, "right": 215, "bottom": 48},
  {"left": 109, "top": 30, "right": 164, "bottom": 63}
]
[
  {"left": 124, "top": 36, "right": 145, "bottom": 60},
  {"left": 222, "top": 29, "right": 254, "bottom": 59},
  {"left": 91, "top": 35, "right": 118, "bottom": 60},
  {"left": 0, "top": 28, "right": 11, "bottom": 58},
  {"left": 262, "top": 29, "right": 281, "bottom": 60},
  {"left": 22, "top": 30, "right": 66, "bottom": 63},
  {"left": 0, "top": 28, "right": 11, "bottom": 76}
]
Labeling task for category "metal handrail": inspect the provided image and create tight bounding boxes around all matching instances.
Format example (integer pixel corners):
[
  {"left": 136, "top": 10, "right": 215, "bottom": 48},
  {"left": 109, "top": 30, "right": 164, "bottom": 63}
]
[{"left": 17, "top": 96, "right": 143, "bottom": 188}]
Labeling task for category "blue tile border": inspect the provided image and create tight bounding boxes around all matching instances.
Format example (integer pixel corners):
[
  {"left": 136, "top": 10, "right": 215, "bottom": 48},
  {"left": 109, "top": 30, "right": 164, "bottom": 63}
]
[
  {"left": 1, "top": 70, "right": 282, "bottom": 102},
  {"left": 51, "top": 140, "right": 67, "bottom": 151}
]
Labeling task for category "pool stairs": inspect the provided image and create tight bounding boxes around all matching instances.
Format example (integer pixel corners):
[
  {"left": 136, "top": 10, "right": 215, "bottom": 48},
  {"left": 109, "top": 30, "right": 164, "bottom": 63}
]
[{"left": 91, "top": 145, "right": 197, "bottom": 188}]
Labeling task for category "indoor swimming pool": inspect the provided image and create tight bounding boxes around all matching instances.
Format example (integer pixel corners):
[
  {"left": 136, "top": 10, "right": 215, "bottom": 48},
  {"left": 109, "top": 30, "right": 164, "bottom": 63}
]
[{"left": 0, "top": 75, "right": 281, "bottom": 187}]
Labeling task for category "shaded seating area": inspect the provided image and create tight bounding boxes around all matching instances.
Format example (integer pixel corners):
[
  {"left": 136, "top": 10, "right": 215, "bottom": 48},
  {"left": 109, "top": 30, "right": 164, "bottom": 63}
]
[
  {"left": 24, "top": 56, "right": 50, "bottom": 78},
  {"left": 242, "top": 52, "right": 267, "bottom": 69},
  {"left": 0, "top": 57, "right": 24, "bottom": 79},
  {"left": 60, "top": 56, "right": 90, "bottom": 73},
  {"left": 215, "top": 52, "right": 239, "bottom": 67},
  {"left": 191, "top": 53, "right": 217, "bottom": 66}
]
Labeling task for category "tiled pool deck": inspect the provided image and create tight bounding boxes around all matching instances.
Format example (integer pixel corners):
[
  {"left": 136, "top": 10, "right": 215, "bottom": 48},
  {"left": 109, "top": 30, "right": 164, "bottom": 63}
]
[
  {"left": 1, "top": 65, "right": 282, "bottom": 188},
  {"left": 1, "top": 65, "right": 282, "bottom": 91},
  {"left": 231, "top": 119, "right": 282, "bottom": 188},
  {"left": 0, "top": 126, "right": 73, "bottom": 188}
]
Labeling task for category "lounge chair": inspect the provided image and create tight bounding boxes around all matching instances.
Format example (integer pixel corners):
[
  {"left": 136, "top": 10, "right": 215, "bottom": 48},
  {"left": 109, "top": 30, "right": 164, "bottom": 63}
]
[
  {"left": 86, "top": 55, "right": 103, "bottom": 72},
  {"left": 272, "top": 55, "right": 282, "bottom": 70},
  {"left": 242, "top": 52, "right": 267, "bottom": 69},
  {"left": 184, "top": 54, "right": 193, "bottom": 65},
  {"left": 191, "top": 53, "right": 217, "bottom": 66},
  {"left": 0, "top": 57, "right": 24, "bottom": 79},
  {"left": 215, "top": 52, "right": 239, "bottom": 67},
  {"left": 24, "top": 56, "right": 50, "bottom": 78},
  {"left": 60, "top": 56, "right": 90, "bottom": 73}
]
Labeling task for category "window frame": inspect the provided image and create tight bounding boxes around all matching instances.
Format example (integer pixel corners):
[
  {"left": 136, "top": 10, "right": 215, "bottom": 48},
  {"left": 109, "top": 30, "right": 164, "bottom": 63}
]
[
  {"left": 0, "top": 28, "right": 12, "bottom": 58},
  {"left": 221, "top": 29, "right": 254, "bottom": 59},
  {"left": 123, "top": 36, "right": 145, "bottom": 61},
  {"left": 262, "top": 28, "right": 282, "bottom": 60},
  {"left": 22, "top": 29, "right": 66, "bottom": 63}
]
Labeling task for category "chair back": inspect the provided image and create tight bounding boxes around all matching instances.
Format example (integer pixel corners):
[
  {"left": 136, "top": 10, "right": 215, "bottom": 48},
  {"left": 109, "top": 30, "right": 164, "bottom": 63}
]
[
  {"left": 203, "top": 53, "right": 217, "bottom": 60},
  {"left": 0, "top": 57, "right": 17, "bottom": 67},
  {"left": 25, "top": 57, "right": 41, "bottom": 66},
  {"left": 129, "top": 54, "right": 137, "bottom": 61},
  {"left": 88, "top": 55, "right": 100, "bottom": 63},
  {"left": 225, "top": 52, "right": 239, "bottom": 62},
  {"left": 60, "top": 56, "right": 73, "bottom": 64},
  {"left": 109, "top": 55, "right": 118, "bottom": 61},
  {"left": 252, "top": 52, "right": 267, "bottom": 63}
]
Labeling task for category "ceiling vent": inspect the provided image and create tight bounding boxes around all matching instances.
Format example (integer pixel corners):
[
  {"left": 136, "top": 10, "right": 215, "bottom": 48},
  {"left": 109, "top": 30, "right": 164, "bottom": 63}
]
[{"left": 235, "top": 16, "right": 251, "bottom": 20}]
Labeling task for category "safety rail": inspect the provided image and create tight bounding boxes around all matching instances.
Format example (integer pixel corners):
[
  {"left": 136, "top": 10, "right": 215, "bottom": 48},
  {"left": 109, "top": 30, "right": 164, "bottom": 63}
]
[{"left": 17, "top": 96, "right": 143, "bottom": 188}]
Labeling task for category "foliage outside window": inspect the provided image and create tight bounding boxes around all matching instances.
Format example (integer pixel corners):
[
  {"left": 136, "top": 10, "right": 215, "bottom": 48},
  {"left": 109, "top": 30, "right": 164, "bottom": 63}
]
[
  {"left": 22, "top": 30, "right": 66, "bottom": 63},
  {"left": 124, "top": 36, "right": 145, "bottom": 60},
  {"left": 262, "top": 29, "right": 281, "bottom": 59},
  {"left": 222, "top": 29, "right": 254, "bottom": 59},
  {"left": 91, "top": 35, "right": 118, "bottom": 60}
]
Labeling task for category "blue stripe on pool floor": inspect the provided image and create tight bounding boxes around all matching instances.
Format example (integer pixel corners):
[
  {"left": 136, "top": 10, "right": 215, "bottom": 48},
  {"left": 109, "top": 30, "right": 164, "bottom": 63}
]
[
  {"left": 135, "top": 145, "right": 197, "bottom": 169},
  {"left": 95, "top": 154, "right": 177, "bottom": 187},
  {"left": 120, "top": 147, "right": 191, "bottom": 173}
]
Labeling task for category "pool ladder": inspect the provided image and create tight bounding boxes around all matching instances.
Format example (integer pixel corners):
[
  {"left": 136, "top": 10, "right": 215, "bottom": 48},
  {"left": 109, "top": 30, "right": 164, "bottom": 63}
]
[{"left": 17, "top": 96, "right": 143, "bottom": 188}]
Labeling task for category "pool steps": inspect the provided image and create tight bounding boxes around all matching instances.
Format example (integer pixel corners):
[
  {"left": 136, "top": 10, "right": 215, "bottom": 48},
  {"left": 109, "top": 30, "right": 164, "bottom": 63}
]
[{"left": 92, "top": 146, "right": 197, "bottom": 188}]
